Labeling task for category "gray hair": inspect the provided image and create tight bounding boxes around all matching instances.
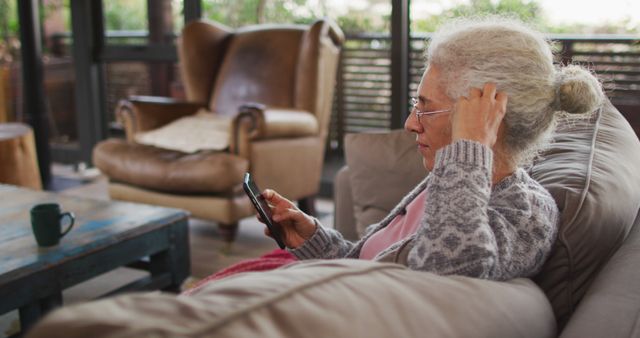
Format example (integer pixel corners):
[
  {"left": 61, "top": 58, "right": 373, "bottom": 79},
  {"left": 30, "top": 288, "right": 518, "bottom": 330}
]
[{"left": 427, "top": 16, "right": 604, "bottom": 165}]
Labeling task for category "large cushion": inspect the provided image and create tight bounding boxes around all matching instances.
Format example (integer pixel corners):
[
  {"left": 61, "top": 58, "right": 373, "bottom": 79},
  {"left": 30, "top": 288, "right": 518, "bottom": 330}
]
[
  {"left": 344, "top": 129, "right": 426, "bottom": 235},
  {"left": 93, "top": 139, "right": 248, "bottom": 194},
  {"left": 530, "top": 101, "right": 640, "bottom": 328},
  {"left": 26, "top": 260, "right": 555, "bottom": 338}
]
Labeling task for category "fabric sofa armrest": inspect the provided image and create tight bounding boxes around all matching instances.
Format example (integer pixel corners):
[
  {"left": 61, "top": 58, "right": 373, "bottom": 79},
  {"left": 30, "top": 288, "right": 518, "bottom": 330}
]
[
  {"left": 27, "top": 260, "right": 556, "bottom": 338},
  {"left": 117, "top": 96, "right": 207, "bottom": 141},
  {"left": 560, "top": 211, "right": 640, "bottom": 338},
  {"left": 231, "top": 103, "right": 318, "bottom": 157}
]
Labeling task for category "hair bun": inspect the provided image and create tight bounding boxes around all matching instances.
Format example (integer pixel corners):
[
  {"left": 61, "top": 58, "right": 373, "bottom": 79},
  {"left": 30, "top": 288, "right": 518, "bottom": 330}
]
[{"left": 555, "top": 65, "right": 603, "bottom": 115}]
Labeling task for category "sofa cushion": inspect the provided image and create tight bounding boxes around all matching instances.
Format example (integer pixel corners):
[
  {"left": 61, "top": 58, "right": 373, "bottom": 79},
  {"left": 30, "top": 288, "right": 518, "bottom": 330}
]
[
  {"left": 530, "top": 101, "right": 640, "bottom": 328},
  {"left": 26, "top": 260, "right": 556, "bottom": 338},
  {"left": 93, "top": 139, "right": 248, "bottom": 194},
  {"left": 344, "top": 129, "right": 426, "bottom": 235}
]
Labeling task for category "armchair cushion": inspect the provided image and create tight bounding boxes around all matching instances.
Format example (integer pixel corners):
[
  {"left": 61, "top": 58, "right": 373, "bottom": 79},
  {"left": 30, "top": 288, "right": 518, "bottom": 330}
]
[
  {"left": 27, "top": 260, "right": 555, "bottom": 338},
  {"left": 93, "top": 139, "right": 248, "bottom": 194},
  {"left": 134, "top": 110, "right": 232, "bottom": 153}
]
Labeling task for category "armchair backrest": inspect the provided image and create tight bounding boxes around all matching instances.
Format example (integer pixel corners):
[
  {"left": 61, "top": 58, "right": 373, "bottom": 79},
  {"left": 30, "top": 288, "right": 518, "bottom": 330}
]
[{"left": 177, "top": 19, "right": 344, "bottom": 138}]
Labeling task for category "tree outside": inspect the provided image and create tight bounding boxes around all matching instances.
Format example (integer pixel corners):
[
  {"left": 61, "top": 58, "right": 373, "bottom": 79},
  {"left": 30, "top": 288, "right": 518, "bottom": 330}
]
[
  {"left": 412, "top": 0, "right": 544, "bottom": 33},
  {"left": 0, "top": 0, "right": 19, "bottom": 64},
  {"left": 1, "top": 0, "right": 638, "bottom": 52},
  {"left": 411, "top": 0, "right": 640, "bottom": 34},
  {"left": 0, "top": 0, "right": 18, "bottom": 123},
  {"left": 202, "top": 0, "right": 391, "bottom": 33},
  {"left": 196, "top": 0, "right": 640, "bottom": 34}
]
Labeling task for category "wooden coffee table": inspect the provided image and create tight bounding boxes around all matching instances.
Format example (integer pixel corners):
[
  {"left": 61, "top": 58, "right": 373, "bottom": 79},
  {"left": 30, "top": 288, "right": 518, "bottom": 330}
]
[{"left": 0, "top": 184, "right": 190, "bottom": 335}]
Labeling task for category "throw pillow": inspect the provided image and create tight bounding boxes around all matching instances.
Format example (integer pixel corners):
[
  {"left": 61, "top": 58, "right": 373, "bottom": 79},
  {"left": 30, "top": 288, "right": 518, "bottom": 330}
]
[
  {"left": 344, "top": 129, "right": 426, "bottom": 236},
  {"left": 531, "top": 100, "right": 640, "bottom": 328}
]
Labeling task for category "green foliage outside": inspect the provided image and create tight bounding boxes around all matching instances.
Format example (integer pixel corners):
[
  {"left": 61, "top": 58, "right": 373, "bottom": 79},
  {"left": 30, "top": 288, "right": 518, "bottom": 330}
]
[
  {"left": 0, "top": 0, "right": 638, "bottom": 62},
  {"left": 0, "top": 0, "right": 19, "bottom": 63},
  {"left": 199, "top": 0, "right": 640, "bottom": 34},
  {"left": 412, "top": 0, "right": 544, "bottom": 32},
  {"left": 201, "top": 0, "right": 390, "bottom": 33},
  {"left": 103, "top": 0, "right": 148, "bottom": 31},
  {"left": 412, "top": 0, "right": 639, "bottom": 34},
  {"left": 203, "top": 0, "right": 312, "bottom": 26}
]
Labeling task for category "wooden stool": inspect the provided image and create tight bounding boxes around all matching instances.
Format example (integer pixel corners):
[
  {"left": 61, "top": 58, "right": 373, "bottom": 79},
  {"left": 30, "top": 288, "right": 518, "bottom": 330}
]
[{"left": 0, "top": 123, "right": 42, "bottom": 189}]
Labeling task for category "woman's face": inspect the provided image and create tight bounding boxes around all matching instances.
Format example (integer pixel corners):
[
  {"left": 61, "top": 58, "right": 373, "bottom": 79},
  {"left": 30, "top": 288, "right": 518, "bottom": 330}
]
[{"left": 405, "top": 66, "right": 455, "bottom": 171}]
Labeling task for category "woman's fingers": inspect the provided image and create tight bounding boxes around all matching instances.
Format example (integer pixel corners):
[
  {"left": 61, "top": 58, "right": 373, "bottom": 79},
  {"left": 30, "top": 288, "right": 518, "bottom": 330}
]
[
  {"left": 261, "top": 189, "right": 279, "bottom": 203},
  {"left": 492, "top": 91, "right": 508, "bottom": 130},
  {"left": 272, "top": 207, "right": 304, "bottom": 223},
  {"left": 495, "top": 91, "right": 508, "bottom": 111},
  {"left": 262, "top": 189, "right": 295, "bottom": 209},
  {"left": 452, "top": 82, "right": 507, "bottom": 147},
  {"left": 482, "top": 82, "right": 497, "bottom": 99},
  {"left": 258, "top": 188, "right": 317, "bottom": 248},
  {"left": 469, "top": 87, "right": 482, "bottom": 98}
]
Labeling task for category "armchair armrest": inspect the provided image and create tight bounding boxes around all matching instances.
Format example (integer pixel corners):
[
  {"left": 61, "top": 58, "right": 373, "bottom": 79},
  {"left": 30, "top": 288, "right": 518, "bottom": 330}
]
[
  {"left": 116, "top": 96, "right": 207, "bottom": 141},
  {"left": 230, "top": 103, "right": 319, "bottom": 157}
]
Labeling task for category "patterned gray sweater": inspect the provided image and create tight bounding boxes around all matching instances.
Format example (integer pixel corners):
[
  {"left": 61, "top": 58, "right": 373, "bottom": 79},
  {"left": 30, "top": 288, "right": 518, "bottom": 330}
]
[{"left": 290, "top": 140, "right": 559, "bottom": 281}]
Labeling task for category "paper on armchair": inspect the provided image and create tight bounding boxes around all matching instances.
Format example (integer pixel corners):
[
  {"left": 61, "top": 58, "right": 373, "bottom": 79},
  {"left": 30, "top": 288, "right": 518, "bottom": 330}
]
[{"left": 134, "top": 110, "right": 232, "bottom": 153}]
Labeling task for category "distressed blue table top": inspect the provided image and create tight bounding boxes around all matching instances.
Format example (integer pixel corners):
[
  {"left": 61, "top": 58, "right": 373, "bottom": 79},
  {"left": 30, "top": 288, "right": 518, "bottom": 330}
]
[{"left": 0, "top": 184, "right": 189, "bottom": 284}]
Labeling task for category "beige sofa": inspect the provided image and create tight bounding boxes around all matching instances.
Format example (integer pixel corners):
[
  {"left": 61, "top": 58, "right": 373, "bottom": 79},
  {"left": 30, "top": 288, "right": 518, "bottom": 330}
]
[{"left": 26, "top": 101, "right": 640, "bottom": 337}]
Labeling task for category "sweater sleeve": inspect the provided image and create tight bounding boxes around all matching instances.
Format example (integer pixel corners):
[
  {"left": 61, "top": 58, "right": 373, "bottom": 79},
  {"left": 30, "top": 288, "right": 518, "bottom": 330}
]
[
  {"left": 407, "top": 139, "right": 558, "bottom": 280},
  {"left": 288, "top": 219, "right": 360, "bottom": 260}
]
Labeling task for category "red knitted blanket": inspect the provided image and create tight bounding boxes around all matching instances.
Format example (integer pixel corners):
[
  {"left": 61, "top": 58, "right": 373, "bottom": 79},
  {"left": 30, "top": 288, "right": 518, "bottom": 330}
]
[{"left": 182, "top": 249, "right": 296, "bottom": 295}]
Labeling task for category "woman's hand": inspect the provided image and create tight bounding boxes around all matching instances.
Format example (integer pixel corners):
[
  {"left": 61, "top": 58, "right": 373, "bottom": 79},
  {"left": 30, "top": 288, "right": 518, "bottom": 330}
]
[
  {"left": 259, "top": 189, "right": 317, "bottom": 249},
  {"left": 451, "top": 83, "right": 507, "bottom": 147}
]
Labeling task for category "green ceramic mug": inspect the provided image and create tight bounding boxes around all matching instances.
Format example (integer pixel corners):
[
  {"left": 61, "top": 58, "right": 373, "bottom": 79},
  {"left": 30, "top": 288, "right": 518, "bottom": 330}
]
[{"left": 30, "top": 203, "right": 75, "bottom": 247}]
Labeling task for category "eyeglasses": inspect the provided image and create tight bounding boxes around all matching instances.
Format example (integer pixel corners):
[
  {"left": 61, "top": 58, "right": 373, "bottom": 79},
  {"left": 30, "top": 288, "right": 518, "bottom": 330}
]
[{"left": 410, "top": 98, "right": 450, "bottom": 123}]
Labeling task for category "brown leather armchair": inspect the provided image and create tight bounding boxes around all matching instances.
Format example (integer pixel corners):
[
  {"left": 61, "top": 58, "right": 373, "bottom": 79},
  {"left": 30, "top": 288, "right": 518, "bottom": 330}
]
[{"left": 93, "top": 19, "right": 344, "bottom": 243}]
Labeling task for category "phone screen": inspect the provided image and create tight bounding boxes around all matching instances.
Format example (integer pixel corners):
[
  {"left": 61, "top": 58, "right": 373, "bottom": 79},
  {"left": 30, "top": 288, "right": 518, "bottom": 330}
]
[{"left": 243, "top": 173, "right": 286, "bottom": 249}]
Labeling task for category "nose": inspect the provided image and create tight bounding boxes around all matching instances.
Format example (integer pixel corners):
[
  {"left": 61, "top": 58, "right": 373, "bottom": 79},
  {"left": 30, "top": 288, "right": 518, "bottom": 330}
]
[{"left": 405, "top": 108, "right": 423, "bottom": 133}]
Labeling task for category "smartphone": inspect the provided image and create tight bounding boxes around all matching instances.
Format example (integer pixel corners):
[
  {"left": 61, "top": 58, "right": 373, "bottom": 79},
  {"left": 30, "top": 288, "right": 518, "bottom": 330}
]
[{"left": 243, "top": 173, "right": 286, "bottom": 249}]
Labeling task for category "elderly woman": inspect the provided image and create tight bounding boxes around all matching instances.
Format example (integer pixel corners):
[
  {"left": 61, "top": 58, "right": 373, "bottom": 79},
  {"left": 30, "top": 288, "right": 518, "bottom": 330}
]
[{"left": 261, "top": 17, "right": 603, "bottom": 281}]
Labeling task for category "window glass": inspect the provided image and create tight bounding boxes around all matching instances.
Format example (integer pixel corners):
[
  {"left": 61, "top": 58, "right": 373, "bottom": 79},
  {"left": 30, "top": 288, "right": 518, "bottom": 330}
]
[
  {"left": 103, "top": 0, "right": 184, "bottom": 45},
  {"left": 43, "top": 0, "right": 77, "bottom": 145},
  {"left": 104, "top": 61, "right": 181, "bottom": 126},
  {"left": 0, "top": 0, "right": 20, "bottom": 125},
  {"left": 409, "top": 0, "right": 640, "bottom": 122}
]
